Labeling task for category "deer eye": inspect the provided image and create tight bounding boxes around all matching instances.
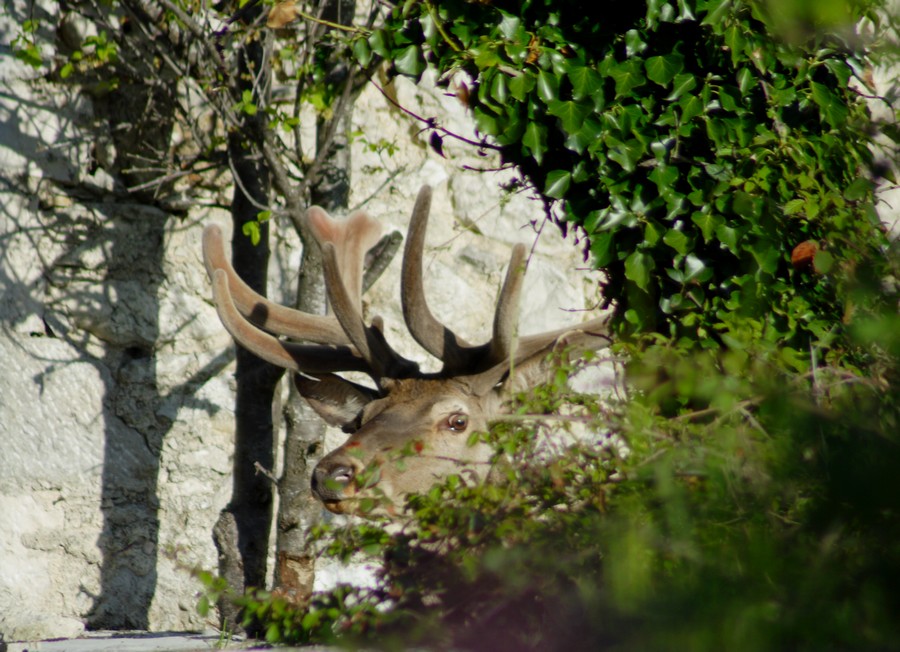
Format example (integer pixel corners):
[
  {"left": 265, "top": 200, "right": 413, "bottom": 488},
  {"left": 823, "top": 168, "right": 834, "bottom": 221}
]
[{"left": 446, "top": 413, "right": 468, "bottom": 432}]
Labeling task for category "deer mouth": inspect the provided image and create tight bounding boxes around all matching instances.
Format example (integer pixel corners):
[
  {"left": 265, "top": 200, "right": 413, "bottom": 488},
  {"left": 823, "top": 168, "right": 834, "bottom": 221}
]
[{"left": 312, "top": 463, "right": 360, "bottom": 511}]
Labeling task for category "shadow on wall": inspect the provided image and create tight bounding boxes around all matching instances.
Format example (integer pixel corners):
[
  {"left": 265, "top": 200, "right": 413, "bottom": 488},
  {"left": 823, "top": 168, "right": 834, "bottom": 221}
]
[
  {"left": 0, "top": 181, "right": 167, "bottom": 627},
  {"left": 0, "top": 71, "right": 214, "bottom": 629}
]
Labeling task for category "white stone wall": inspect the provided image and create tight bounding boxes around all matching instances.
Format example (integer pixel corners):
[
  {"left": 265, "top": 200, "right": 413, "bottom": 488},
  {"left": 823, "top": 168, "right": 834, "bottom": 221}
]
[{"left": 0, "top": 19, "right": 601, "bottom": 642}]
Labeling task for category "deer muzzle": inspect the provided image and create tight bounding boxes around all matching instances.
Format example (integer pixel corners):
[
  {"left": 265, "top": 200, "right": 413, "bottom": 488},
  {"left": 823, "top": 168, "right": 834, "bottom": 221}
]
[{"left": 311, "top": 453, "right": 361, "bottom": 510}]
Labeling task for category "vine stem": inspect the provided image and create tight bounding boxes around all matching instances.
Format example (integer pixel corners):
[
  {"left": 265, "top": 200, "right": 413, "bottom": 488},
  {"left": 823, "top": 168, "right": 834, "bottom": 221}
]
[
  {"left": 291, "top": 5, "right": 371, "bottom": 34},
  {"left": 370, "top": 79, "right": 501, "bottom": 151},
  {"left": 425, "top": 0, "right": 462, "bottom": 52}
]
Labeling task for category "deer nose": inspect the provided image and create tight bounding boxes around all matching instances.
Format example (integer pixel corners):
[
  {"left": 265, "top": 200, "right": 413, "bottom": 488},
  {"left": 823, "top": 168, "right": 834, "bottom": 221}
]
[{"left": 311, "top": 459, "right": 357, "bottom": 503}]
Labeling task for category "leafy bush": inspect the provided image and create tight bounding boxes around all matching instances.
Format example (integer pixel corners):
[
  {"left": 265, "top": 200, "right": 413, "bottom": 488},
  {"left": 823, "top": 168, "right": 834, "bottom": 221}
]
[
  {"left": 362, "top": 0, "right": 897, "bottom": 360},
  {"left": 215, "top": 324, "right": 898, "bottom": 650}
]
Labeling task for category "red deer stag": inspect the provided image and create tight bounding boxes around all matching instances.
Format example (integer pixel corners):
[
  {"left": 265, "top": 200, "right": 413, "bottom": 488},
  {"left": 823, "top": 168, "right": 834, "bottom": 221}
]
[{"left": 203, "top": 185, "right": 610, "bottom": 516}]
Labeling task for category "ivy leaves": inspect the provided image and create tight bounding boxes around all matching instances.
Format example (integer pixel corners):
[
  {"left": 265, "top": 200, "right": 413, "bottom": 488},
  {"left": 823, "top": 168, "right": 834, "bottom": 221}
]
[{"left": 369, "top": 0, "right": 891, "bottom": 360}]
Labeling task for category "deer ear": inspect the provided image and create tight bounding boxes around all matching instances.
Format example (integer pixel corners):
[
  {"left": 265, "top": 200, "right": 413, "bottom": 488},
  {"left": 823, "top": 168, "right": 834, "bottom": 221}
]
[
  {"left": 467, "top": 329, "right": 605, "bottom": 397},
  {"left": 464, "top": 353, "right": 549, "bottom": 398},
  {"left": 294, "top": 374, "right": 377, "bottom": 429}
]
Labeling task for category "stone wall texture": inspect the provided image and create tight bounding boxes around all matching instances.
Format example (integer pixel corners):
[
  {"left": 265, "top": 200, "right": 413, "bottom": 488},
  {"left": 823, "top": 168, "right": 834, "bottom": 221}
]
[{"left": 0, "top": 9, "right": 603, "bottom": 641}]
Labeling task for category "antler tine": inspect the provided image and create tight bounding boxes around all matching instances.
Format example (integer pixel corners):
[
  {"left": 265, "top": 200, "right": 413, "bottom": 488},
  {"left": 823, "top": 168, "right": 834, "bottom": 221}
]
[
  {"left": 202, "top": 225, "right": 351, "bottom": 347},
  {"left": 306, "top": 207, "right": 382, "bottom": 314},
  {"left": 488, "top": 243, "right": 527, "bottom": 366},
  {"left": 320, "top": 242, "right": 372, "bottom": 362},
  {"left": 321, "top": 242, "right": 417, "bottom": 380},
  {"left": 210, "top": 269, "right": 372, "bottom": 375},
  {"left": 515, "top": 315, "right": 612, "bottom": 362},
  {"left": 401, "top": 185, "right": 472, "bottom": 370}
]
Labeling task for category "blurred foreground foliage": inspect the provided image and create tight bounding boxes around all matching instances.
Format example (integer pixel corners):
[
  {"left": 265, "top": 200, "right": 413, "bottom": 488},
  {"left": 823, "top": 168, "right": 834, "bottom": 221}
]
[{"left": 199, "top": 290, "right": 898, "bottom": 649}]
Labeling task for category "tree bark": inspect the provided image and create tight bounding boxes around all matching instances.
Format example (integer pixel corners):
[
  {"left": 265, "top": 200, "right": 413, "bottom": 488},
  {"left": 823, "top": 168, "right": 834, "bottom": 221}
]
[
  {"left": 273, "top": 0, "right": 357, "bottom": 603},
  {"left": 213, "top": 13, "right": 282, "bottom": 634}
]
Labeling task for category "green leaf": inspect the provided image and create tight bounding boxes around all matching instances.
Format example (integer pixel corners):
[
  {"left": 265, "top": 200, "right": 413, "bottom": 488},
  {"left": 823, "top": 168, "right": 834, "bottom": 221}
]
[
  {"left": 606, "top": 137, "right": 646, "bottom": 173},
  {"left": 473, "top": 45, "right": 502, "bottom": 69},
  {"left": 702, "top": 0, "right": 732, "bottom": 27},
  {"left": 644, "top": 220, "right": 663, "bottom": 246},
  {"left": 498, "top": 11, "right": 521, "bottom": 39},
  {"left": 810, "top": 81, "right": 848, "bottom": 127},
  {"left": 265, "top": 623, "right": 282, "bottom": 643},
  {"left": 494, "top": 110, "right": 525, "bottom": 145},
  {"left": 824, "top": 58, "right": 852, "bottom": 88},
  {"left": 733, "top": 191, "right": 759, "bottom": 218},
  {"left": 666, "top": 73, "right": 697, "bottom": 101},
  {"left": 352, "top": 37, "right": 373, "bottom": 67},
  {"left": 813, "top": 250, "right": 834, "bottom": 274},
  {"left": 568, "top": 66, "right": 603, "bottom": 101},
  {"left": 509, "top": 72, "right": 536, "bottom": 101},
  {"left": 679, "top": 94, "right": 703, "bottom": 123},
  {"left": 625, "top": 29, "right": 647, "bottom": 56},
  {"left": 14, "top": 43, "right": 42, "bottom": 68},
  {"left": 716, "top": 223, "right": 743, "bottom": 253},
  {"left": 663, "top": 228, "right": 691, "bottom": 255},
  {"left": 488, "top": 71, "right": 509, "bottom": 105},
  {"left": 394, "top": 44, "right": 425, "bottom": 78},
  {"left": 537, "top": 70, "right": 560, "bottom": 103},
  {"left": 544, "top": 170, "right": 571, "bottom": 199},
  {"left": 749, "top": 238, "right": 780, "bottom": 274},
  {"left": 783, "top": 199, "right": 805, "bottom": 215},
  {"left": 649, "top": 164, "right": 678, "bottom": 190},
  {"left": 625, "top": 250, "right": 655, "bottom": 291},
  {"left": 242, "top": 221, "right": 261, "bottom": 246},
  {"left": 522, "top": 121, "right": 548, "bottom": 164},
  {"left": 565, "top": 116, "right": 603, "bottom": 153},
  {"left": 237, "top": 89, "right": 257, "bottom": 116},
  {"left": 719, "top": 85, "right": 743, "bottom": 112},
  {"left": 737, "top": 67, "right": 755, "bottom": 95},
  {"left": 591, "top": 231, "right": 616, "bottom": 266},
  {"left": 683, "top": 253, "right": 711, "bottom": 282},
  {"left": 608, "top": 60, "right": 646, "bottom": 97},
  {"left": 723, "top": 24, "right": 745, "bottom": 66},
  {"left": 368, "top": 29, "right": 389, "bottom": 57},
  {"left": 844, "top": 177, "right": 871, "bottom": 201},
  {"left": 547, "top": 99, "right": 591, "bottom": 133},
  {"left": 645, "top": 53, "right": 684, "bottom": 87},
  {"left": 691, "top": 211, "right": 722, "bottom": 242}
]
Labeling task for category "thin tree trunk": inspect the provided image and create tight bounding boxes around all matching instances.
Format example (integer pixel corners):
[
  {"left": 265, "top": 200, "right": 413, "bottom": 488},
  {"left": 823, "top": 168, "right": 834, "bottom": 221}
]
[
  {"left": 213, "top": 15, "right": 282, "bottom": 634},
  {"left": 273, "top": 0, "right": 357, "bottom": 603}
]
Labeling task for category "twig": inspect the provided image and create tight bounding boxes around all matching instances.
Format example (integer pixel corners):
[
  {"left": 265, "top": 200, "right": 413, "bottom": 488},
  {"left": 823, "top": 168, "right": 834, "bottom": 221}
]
[
  {"left": 254, "top": 461, "right": 280, "bottom": 485},
  {"left": 126, "top": 162, "right": 221, "bottom": 193},
  {"left": 152, "top": 0, "right": 228, "bottom": 71},
  {"left": 672, "top": 397, "right": 762, "bottom": 422},
  {"left": 227, "top": 148, "right": 277, "bottom": 214},
  {"left": 363, "top": 230, "right": 403, "bottom": 293},
  {"left": 292, "top": 7, "right": 370, "bottom": 34},
  {"left": 424, "top": 0, "right": 461, "bottom": 52}
]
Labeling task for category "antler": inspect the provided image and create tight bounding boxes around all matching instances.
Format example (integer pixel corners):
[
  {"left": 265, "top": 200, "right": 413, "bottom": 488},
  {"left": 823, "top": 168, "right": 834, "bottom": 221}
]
[
  {"left": 203, "top": 225, "right": 350, "bottom": 347},
  {"left": 307, "top": 207, "right": 419, "bottom": 380},
  {"left": 203, "top": 206, "right": 418, "bottom": 384},
  {"left": 402, "top": 185, "right": 564, "bottom": 375},
  {"left": 204, "top": 185, "right": 609, "bottom": 387}
]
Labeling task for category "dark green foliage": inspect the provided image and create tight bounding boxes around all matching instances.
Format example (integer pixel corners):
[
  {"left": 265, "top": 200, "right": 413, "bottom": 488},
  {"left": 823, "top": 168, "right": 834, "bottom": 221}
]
[{"left": 365, "top": 0, "right": 895, "bottom": 358}]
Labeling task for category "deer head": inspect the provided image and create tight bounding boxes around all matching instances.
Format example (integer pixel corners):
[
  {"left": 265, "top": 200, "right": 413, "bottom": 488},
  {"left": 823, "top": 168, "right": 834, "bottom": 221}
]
[{"left": 203, "top": 186, "right": 610, "bottom": 516}]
